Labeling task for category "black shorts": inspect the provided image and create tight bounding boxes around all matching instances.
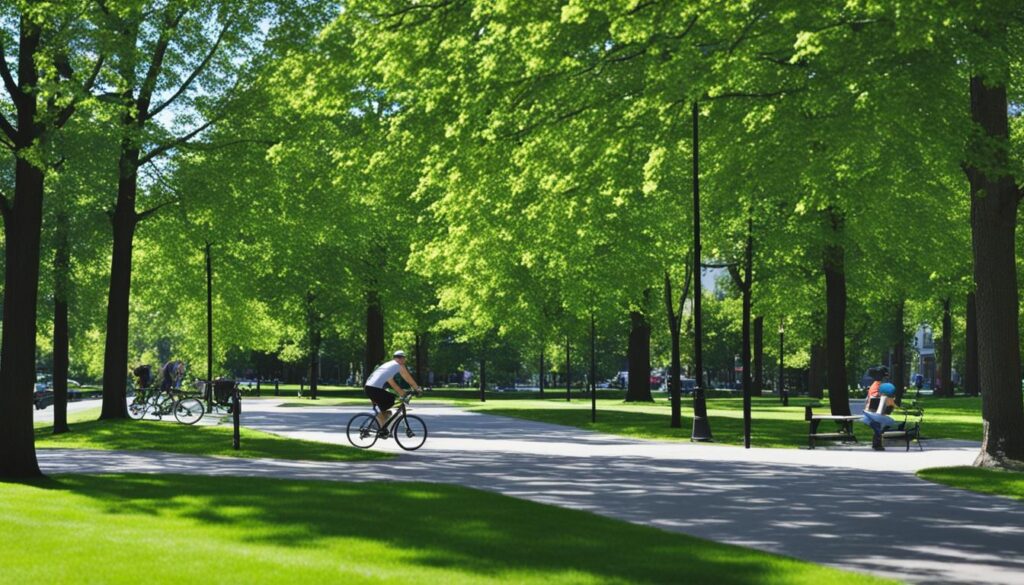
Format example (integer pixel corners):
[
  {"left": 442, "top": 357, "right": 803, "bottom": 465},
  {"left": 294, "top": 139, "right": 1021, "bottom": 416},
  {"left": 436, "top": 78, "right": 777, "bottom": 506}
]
[{"left": 364, "top": 385, "right": 396, "bottom": 411}]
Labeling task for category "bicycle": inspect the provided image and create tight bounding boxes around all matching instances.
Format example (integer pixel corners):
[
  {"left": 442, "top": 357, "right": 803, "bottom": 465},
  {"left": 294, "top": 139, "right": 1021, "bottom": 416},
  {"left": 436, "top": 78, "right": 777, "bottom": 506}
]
[
  {"left": 128, "top": 385, "right": 205, "bottom": 425},
  {"left": 347, "top": 390, "right": 428, "bottom": 451}
]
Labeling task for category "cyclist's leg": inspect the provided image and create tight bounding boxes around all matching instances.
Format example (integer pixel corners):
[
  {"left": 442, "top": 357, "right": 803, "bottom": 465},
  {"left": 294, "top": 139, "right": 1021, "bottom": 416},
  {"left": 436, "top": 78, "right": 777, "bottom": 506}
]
[{"left": 364, "top": 385, "right": 395, "bottom": 427}]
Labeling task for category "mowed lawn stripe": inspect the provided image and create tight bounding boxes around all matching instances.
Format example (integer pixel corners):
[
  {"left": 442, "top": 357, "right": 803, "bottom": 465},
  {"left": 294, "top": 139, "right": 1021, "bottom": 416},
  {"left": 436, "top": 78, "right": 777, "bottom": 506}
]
[{"left": 0, "top": 474, "right": 893, "bottom": 584}]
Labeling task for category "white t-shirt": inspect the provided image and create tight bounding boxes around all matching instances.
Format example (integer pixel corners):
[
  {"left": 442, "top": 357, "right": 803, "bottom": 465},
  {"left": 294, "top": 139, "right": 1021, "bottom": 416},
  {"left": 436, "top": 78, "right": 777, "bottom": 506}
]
[{"left": 366, "top": 359, "right": 402, "bottom": 389}]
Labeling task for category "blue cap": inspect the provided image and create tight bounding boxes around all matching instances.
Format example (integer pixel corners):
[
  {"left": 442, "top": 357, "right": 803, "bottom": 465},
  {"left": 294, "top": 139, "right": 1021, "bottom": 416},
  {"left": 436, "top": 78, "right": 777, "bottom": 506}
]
[{"left": 879, "top": 382, "right": 895, "bottom": 396}]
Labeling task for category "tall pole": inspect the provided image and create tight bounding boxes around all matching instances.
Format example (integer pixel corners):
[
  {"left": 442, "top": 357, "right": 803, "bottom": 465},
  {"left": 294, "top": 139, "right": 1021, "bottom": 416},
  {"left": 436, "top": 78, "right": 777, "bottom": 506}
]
[
  {"left": 779, "top": 318, "right": 787, "bottom": 406},
  {"left": 691, "top": 101, "right": 712, "bottom": 441},
  {"left": 742, "top": 218, "right": 753, "bottom": 449},
  {"left": 206, "top": 242, "right": 213, "bottom": 413},
  {"left": 565, "top": 336, "right": 571, "bottom": 402},
  {"left": 590, "top": 313, "right": 597, "bottom": 423},
  {"left": 692, "top": 101, "right": 703, "bottom": 391}
]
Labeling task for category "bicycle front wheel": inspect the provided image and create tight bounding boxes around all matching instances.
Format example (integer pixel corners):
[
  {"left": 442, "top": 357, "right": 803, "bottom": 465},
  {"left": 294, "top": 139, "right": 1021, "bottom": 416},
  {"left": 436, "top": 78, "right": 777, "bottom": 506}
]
[
  {"left": 128, "top": 397, "right": 149, "bottom": 420},
  {"left": 347, "top": 414, "right": 380, "bottom": 449},
  {"left": 393, "top": 414, "right": 427, "bottom": 451},
  {"left": 173, "top": 398, "right": 205, "bottom": 425}
]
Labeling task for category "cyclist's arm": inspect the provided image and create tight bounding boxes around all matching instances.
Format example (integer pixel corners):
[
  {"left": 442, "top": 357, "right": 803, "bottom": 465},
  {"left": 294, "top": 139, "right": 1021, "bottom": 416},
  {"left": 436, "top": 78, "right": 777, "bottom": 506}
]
[
  {"left": 386, "top": 378, "right": 406, "bottom": 398},
  {"left": 397, "top": 365, "right": 421, "bottom": 393}
]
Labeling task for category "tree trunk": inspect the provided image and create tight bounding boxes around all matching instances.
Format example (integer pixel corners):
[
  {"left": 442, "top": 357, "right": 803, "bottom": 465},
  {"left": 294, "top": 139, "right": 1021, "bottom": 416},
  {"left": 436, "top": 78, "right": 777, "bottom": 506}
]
[
  {"left": 967, "top": 71, "right": 1024, "bottom": 467},
  {"left": 965, "top": 292, "right": 979, "bottom": 396},
  {"left": 414, "top": 332, "right": 426, "bottom": 384},
  {"left": 100, "top": 146, "right": 141, "bottom": 420},
  {"left": 626, "top": 310, "right": 653, "bottom": 402},
  {"left": 892, "top": 300, "right": 907, "bottom": 405},
  {"left": 741, "top": 219, "right": 753, "bottom": 447},
  {"left": 364, "top": 290, "right": 384, "bottom": 384},
  {"left": 565, "top": 336, "right": 571, "bottom": 402},
  {"left": 808, "top": 341, "right": 825, "bottom": 399},
  {"left": 0, "top": 17, "right": 44, "bottom": 477},
  {"left": 940, "top": 297, "right": 953, "bottom": 397},
  {"left": 823, "top": 241, "right": 850, "bottom": 415},
  {"left": 52, "top": 218, "right": 71, "bottom": 434},
  {"left": 664, "top": 270, "right": 692, "bottom": 429},
  {"left": 538, "top": 351, "right": 545, "bottom": 396},
  {"left": 479, "top": 356, "right": 486, "bottom": 402},
  {"left": 753, "top": 316, "right": 764, "bottom": 397}
]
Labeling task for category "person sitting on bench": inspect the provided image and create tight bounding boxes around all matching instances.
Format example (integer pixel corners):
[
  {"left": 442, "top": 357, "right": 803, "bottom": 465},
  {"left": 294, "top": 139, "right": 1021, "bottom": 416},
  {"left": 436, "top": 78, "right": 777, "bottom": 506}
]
[{"left": 861, "top": 382, "right": 897, "bottom": 451}]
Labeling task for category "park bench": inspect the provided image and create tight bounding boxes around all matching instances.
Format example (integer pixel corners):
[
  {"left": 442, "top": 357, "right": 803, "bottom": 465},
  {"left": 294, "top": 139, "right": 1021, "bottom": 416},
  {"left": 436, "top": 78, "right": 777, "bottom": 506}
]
[
  {"left": 879, "top": 404, "right": 925, "bottom": 451},
  {"left": 804, "top": 405, "right": 861, "bottom": 449}
]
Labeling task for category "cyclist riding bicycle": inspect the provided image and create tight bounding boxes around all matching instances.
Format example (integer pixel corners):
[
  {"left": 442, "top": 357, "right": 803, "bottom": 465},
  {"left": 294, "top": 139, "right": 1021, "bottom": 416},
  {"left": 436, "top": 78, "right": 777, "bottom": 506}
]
[{"left": 364, "top": 350, "right": 422, "bottom": 428}]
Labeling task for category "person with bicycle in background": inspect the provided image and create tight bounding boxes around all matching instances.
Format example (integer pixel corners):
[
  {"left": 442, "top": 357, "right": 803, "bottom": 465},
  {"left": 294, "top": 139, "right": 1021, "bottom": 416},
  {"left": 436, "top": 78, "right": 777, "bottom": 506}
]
[
  {"left": 364, "top": 350, "right": 422, "bottom": 428},
  {"left": 158, "top": 360, "right": 186, "bottom": 405}
]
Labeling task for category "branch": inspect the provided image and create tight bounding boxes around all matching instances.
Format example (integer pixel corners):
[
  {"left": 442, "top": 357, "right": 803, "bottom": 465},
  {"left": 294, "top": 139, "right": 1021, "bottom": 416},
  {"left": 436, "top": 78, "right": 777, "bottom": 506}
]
[
  {"left": 381, "top": 0, "right": 456, "bottom": 20},
  {"left": 147, "top": 18, "right": 232, "bottom": 120},
  {"left": 138, "top": 117, "right": 216, "bottom": 165},
  {"left": 0, "top": 39, "right": 21, "bottom": 101},
  {"left": 627, "top": 0, "right": 659, "bottom": 16},
  {"left": 0, "top": 111, "right": 16, "bottom": 141},
  {"left": 138, "top": 8, "right": 187, "bottom": 120},
  {"left": 727, "top": 262, "right": 746, "bottom": 292},
  {"left": 179, "top": 138, "right": 279, "bottom": 152},
  {"left": 136, "top": 199, "right": 176, "bottom": 223},
  {"left": 83, "top": 54, "right": 105, "bottom": 93},
  {"left": 664, "top": 271, "right": 677, "bottom": 333},
  {"left": 676, "top": 257, "right": 693, "bottom": 332},
  {"left": 701, "top": 261, "right": 736, "bottom": 268},
  {"left": 707, "top": 87, "right": 804, "bottom": 101}
]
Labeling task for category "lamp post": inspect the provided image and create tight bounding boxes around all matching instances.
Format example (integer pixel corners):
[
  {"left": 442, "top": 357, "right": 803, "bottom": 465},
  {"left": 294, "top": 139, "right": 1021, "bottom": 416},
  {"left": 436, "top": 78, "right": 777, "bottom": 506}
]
[
  {"left": 206, "top": 241, "right": 214, "bottom": 413},
  {"left": 778, "top": 318, "right": 787, "bottom": 406}
]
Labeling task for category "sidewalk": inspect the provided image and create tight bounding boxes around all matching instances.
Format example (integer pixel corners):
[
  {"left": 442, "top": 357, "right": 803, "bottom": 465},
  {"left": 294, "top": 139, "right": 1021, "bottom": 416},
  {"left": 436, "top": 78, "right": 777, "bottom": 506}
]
[{"left": 39, "top": 401, "right": 1024, "bottom": 584}]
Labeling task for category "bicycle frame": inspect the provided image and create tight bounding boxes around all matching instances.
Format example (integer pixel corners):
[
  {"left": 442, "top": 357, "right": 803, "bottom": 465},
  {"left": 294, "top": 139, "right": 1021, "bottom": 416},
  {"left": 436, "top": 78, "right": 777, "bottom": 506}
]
[{"left": 374, "top": 401, "right": 409, "bottom": 432}]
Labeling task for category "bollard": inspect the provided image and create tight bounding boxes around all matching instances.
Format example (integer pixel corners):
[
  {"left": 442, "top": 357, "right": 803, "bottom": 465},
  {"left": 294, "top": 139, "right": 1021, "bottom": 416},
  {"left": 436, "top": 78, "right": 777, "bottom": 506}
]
[{"left": 232, "top": 386, "right": 241, "bottom": 450}]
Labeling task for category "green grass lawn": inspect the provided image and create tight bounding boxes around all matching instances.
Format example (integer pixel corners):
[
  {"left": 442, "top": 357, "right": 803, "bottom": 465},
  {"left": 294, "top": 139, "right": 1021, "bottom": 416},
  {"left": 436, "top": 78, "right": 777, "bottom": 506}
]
[
  {"left": 917, "top": 466, "right": 1024, "bottom": 500},
  {"left": 405, "top": 392, "right": 983, "bottom": 448},
  {"left": 0, "top": 474, "right": 891, "bottom": 584},
  {"left": 35, "top": 419, "right": 390, "bottom": 462}
]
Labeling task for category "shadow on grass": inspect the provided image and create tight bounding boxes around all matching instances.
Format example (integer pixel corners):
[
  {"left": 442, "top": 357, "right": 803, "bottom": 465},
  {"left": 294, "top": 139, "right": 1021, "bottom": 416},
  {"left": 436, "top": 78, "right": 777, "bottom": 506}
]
[
  {"left": 41, "top": 473, "right": 884, "bottom": 584},
  {"left": 34, "top": 419, "right": 390, "bottom": 462}
]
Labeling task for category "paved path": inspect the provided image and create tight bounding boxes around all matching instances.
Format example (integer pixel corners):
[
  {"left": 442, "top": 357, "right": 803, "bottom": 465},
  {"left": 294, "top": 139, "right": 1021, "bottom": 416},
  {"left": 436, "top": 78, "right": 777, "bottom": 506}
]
[
  {"left": 33, "top": 397, "right": 101, "bottom": 427},
  {"left": 39, "top": 401, "right": 1024, "bottom": 585}
]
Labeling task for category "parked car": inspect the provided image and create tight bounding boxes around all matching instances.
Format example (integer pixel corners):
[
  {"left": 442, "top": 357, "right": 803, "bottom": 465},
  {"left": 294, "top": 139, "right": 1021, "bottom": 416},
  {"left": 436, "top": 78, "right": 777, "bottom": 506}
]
[{"left": 33, "top": 378, "right": 83, "bottom": 410}]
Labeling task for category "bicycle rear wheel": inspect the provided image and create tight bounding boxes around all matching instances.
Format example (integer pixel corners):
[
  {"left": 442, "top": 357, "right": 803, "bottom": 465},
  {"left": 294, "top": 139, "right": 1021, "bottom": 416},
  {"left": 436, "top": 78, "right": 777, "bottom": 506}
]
[
  {"left": 128, "top": 397, "right": 149, "bottom": 420},
  {"left": 173, "top": 398, "right": 205, "bottom": 425},
  {"left": 393, "top": 414, "right": 427, "bottom": 451},
  {"left": 347, "top": 414, "right": 380, "bottom": 448}
]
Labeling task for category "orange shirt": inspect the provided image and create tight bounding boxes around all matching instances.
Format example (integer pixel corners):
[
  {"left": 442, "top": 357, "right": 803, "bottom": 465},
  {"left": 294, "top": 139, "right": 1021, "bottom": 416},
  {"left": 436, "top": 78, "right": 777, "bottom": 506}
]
[{"left": 868, "top": 381, "right": 881, "bottom": 398}]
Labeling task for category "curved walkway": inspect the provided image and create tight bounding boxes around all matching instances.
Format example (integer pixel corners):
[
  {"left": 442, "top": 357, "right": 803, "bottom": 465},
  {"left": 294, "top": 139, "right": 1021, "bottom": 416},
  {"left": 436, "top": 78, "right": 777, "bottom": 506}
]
[{"left": 39, "top": 401, "right": 1023, "bottom": 584}]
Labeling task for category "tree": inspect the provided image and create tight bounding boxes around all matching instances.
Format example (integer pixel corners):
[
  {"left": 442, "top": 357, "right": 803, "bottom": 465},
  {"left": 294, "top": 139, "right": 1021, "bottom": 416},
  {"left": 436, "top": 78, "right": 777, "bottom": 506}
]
[
  {"left": 95, "top": 0, "right": 287, "bottom": 419},
  {"left": 0, "top": 2, "right": 101, "bottom": 477}
]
